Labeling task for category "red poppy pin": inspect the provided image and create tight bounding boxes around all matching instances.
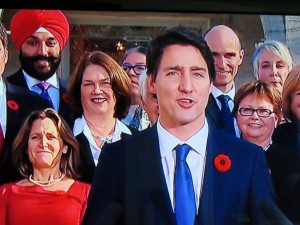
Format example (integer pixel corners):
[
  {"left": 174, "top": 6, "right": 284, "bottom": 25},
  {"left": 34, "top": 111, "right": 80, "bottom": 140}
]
[
  {"left": 214, "top": 154, "right": 231, "bottom": 172},
  {"left": 7, "top": 100, "right": 19, "bottom": 111},
  {"left": 62, "top": 93, "right": 68, "bottom": 103}
]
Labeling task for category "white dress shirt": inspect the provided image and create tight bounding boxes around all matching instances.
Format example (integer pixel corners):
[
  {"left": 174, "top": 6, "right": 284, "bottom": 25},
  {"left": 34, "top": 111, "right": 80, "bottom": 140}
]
[
  {"left": 0, "top": 78, "right": 7, "bottom": 137},
  {"left": 73, "top": 115, "right": 132, "bottom": 165},
  {"left": 22, "top": 70, "right": 60, "bottom": 111},
  {"left": 157, "top": 118, "right": 208, "bottom": 211},
  {"left": 211, "top": 84, "right": 240, "bottom": 138}
]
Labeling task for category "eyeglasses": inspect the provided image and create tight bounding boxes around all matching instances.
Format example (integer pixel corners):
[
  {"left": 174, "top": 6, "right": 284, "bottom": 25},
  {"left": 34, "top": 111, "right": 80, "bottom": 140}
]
[
  {"left": 121, "top": 64, "right": 146, "bottom": 75},
  {"left": 238, "top": 107, "right": 274, "bottom": 118}
]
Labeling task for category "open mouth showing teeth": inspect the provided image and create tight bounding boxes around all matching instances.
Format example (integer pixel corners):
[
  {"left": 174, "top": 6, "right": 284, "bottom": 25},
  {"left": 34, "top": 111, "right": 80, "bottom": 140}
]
[
  {"left": 216, "top": 71, "right": 230, "bottom": 75},
  {"left": 92, "top": 98, "right": 106, "bottom": 103},
  {"left": 249, "top": 123, "right": 262, "bottom": 128},
  {"left": 179, "top": 99, "right": 193, "bottom": 103}
]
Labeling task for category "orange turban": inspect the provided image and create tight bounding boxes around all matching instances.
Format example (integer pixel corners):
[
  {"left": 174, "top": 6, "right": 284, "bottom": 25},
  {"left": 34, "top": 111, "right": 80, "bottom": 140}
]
[{"left": 10, "top": 10, "right": 70, "bottom": 51}]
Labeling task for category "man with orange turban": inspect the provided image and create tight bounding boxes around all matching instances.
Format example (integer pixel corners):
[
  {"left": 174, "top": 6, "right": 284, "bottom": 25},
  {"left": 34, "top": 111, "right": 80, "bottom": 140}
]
[{"left": 6, "top": 9, "right": 73, "bottom": 126}]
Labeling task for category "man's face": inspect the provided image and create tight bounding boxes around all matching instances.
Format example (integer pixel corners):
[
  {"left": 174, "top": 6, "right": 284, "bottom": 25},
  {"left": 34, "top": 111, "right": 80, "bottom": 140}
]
[
  {"left": 19, "top": 32, "right": 61, "bottom": 81},
  {"left": 150, "top": 44, "right": 212, "bottom": 133},
  {"left": 205, "top": 27, "right": 244, "bottom": 93},
  {"left": 0, "top": 40, "right": 8, "bottom": 77}
]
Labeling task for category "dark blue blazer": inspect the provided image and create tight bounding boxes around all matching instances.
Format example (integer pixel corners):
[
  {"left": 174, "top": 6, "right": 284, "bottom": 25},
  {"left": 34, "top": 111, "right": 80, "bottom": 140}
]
[
  {"left": 6, "top": 69, "right": 74, "bottom": 127},
  {"left": 0, "top": 80, "right": 51, "bottom": 185},
  {"left": 205, "top": 93, "right": 223, "bottom": 129},
  {"left": 82, "top": 124, "right": 292, "bottom": 225}
]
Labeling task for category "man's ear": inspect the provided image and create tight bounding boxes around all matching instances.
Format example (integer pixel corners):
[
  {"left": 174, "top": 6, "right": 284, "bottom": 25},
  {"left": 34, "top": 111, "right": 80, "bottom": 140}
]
[
  {"left": 147, "top": 75, "right": 156, "bottom": 94},
  {"left": 238, "top": 49, "right": 244, "bottom": 65}
]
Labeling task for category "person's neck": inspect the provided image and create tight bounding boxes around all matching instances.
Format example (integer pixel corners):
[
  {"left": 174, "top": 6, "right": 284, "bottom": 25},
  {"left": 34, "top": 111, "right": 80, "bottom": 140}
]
[
  {"left": 247, "top": 136, "right": 272, "bottom": 151},
  {"left": 32, "top": 167, "right": 62, "bottom": 181},
  {"left": 215, "top": 83, "right": 234, "bottom": 93},
  {"left": 160, "top": 116, "right": 205, "bottom": 141},
  {"left": 84, "top": 112, "right": 116, "bottom": 136},
  {"left": 131, "top": 95, "right": 141, "bottom": 106}
]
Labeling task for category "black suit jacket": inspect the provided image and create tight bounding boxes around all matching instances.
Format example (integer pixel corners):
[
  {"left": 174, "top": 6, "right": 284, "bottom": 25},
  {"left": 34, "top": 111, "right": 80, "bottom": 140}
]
[
  {"left": 82, "top": 124, "right": 291, "bottom": 225},
  {"left": 270, "top": 123, "right": 300, "bottom": 224},
  {"left": 6, "top": 69, "right": 74, "bottom": 127},
  {"left": 0, "top": 80, "right": 51, "bottom": 185}
]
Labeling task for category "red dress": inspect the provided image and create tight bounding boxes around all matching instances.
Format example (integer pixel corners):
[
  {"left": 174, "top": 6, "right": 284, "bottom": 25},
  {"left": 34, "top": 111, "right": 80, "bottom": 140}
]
[{"left": 0, "top": 180, "right": 90, "bottom": 225}]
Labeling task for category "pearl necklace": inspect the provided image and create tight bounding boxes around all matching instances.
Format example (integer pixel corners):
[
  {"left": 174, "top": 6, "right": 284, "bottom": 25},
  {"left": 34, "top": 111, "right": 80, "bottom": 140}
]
[{"left": 28, "top": 173, "right": 65, "bottom": 188}]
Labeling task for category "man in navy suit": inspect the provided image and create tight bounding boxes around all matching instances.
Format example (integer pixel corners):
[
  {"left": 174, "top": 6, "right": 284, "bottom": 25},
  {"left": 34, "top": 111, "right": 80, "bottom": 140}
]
[
  {"left": 0, "top": 22, "right": 51, "bottom": 184},
  {"left": 5, "top": 9, "right": 73, "bottom": 126},
  {"left": 82, "top": 26, "right": 291, "bottom": 225},
  {"left": 204, "top": 25, "right": 244, "bottom": 137}
]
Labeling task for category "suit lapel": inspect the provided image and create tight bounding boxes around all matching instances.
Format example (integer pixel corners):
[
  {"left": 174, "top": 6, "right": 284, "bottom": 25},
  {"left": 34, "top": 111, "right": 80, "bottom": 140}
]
[
  {"left": 196, "top": 129, "right": 217, "bottom": 225},
  {"left": 135, "top": 126, "right": 176, "bottom": 225},
  {"left": 206, "top": 94, "right": 222, "bottom": 127}
]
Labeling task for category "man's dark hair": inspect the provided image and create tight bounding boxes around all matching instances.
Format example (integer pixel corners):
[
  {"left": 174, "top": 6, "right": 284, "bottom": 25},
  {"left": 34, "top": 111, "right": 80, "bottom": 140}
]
[{"left": 146, "top": 26, "right": 215, "bottom": 82}]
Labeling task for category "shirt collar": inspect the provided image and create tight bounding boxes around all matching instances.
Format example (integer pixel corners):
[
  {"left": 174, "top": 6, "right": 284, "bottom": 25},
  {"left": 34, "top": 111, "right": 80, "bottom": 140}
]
[
  {"left": 211, "top": 84, "right": 235, "bottom": 100},
  {"left": 157, "top": 118, "right": 208, "bottom": 158},
  {"left": 0, "top": 77, "right": 4, "bottom": 96},
  {"left": 73, "top": 115, "right": 132, "bottom": 137},
  {"left": 22, "top": 70, "right": 59, "bottom": 89}
]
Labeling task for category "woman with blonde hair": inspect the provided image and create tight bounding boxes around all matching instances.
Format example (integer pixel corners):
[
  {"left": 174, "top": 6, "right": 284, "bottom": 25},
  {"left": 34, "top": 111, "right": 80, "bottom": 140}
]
[{"left": 253, "top": 39, "right": 294, "bottom": 94}]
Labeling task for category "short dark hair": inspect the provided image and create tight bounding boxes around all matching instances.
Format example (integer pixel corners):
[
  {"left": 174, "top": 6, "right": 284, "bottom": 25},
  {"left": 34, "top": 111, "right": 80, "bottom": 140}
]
[
  {"left": 146, "top": 26, "right": 215, "bottom": 82},
  {"left": 12, "top": 108, "right": 80, "bottom": 179},
  {"left": 67, "top": 51, "right": 132, "bottom": 119},
  {"left": 0, "top": 22, "right": 8, "bottom": 48}
]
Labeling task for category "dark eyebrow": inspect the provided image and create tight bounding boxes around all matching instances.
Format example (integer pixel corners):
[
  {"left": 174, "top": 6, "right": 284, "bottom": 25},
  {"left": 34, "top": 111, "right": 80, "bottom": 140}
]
[{"left": 190, "top": 66, "right": 207, "bottom": 72}]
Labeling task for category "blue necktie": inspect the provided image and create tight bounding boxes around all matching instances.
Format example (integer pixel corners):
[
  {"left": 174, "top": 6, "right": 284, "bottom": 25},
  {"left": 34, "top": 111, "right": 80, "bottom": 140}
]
[
  {"left": 174, "top": 144, "right": 196, "bottom": 225},
  {"left": 217, "top": 95, "right": 235, "bottom": 136},
  {"left": 36, "top": 82, "right": 53, "bottom": 107}
]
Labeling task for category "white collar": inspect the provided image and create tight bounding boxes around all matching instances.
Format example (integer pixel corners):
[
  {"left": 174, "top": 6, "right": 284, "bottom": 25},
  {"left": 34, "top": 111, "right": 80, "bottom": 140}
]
[
  {"left": 22, "top": 70, "right": 59, "bottom": 89},
  {"left": 157, "top": 118, "right": 208, "bottom": 158},
  {"left": 73, "top": 115, "right": 132, "bottom": 137},
  {"left": 211, "top": 84, "right": 235, "bottom": 100}
]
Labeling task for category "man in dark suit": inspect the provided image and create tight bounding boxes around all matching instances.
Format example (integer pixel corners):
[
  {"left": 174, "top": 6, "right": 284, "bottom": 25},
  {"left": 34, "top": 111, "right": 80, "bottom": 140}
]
[
  {"left": 82, "top": 26, "right": 291, "bottom": 225},
  {"left": 204, "top": 25, "right": 244, "bottom": 137},
  {"left": 5, "top": 9, "right": 73, "bottom": 126},
  {"left": 0, "top": 22, "right": 51, "bottom": 184}
]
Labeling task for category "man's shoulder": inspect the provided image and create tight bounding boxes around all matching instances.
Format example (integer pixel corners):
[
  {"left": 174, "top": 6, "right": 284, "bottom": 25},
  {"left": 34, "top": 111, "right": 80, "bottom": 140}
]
[{"left": 5, "top": 70, "right": 23, "bottom": 83}]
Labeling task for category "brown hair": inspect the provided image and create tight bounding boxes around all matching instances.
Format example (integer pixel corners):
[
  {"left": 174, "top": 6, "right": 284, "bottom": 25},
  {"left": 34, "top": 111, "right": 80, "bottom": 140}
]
[
  {"left": 282, "top": 63, "right": 300, "bottom": 122},
  {"left": 67, "top": 51, "right": 131, "bottom": 119},
  {"left": 12, "top": 108, "right": 80, "bottom": 179},
  {"left": 233, "top": 80, "right": 282, "bottom": 117}
]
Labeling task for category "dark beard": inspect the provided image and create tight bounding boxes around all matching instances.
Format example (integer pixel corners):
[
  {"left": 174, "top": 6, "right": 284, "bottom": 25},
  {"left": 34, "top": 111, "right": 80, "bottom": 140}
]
[{"left": 19, "top": 52, "right": 61, "bottom": 81}]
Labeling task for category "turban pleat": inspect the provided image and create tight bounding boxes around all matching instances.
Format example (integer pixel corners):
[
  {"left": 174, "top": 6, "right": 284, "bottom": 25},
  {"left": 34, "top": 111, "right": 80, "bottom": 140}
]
[{"left": 10, "top": 10, "right": 70, "bottom": 50}]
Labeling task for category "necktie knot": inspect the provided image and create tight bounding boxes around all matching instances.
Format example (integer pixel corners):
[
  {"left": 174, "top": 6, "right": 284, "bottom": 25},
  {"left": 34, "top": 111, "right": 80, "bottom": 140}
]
[
  {"left": 36, "top": 82, "right": 50, "bottom": 91},
  {"left": 217, "top": 94, "right": 231, "bottom": 105},
  {"left": 175, "top": 144, "right": 190, "bottom": 162}
]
